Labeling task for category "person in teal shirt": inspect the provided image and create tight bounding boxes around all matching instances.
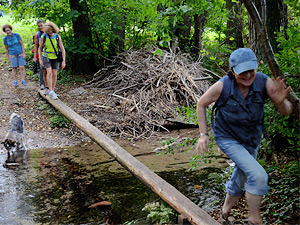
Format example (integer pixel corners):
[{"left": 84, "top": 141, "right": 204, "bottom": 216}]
[{"left": 3, "top": 24, "right": 27, "bottom": 86}]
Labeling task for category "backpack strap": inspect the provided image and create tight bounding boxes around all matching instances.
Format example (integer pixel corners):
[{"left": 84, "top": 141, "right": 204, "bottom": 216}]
[
  {"left": 42, "top": 34, "right": 46, "bottom": 50},
  {"left": 211, "top": 75, "right": 232, "bottom": 126},
  {"left": 254, "top": 72, "right": 268, "bottom": 139},
  {"left": 215, "top": 75, "right": 232, "bottom": 108}
]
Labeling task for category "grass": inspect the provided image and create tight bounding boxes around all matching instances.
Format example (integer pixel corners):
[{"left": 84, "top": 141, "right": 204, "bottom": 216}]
[{"left": 0, "top": 11, "right": 37, "bottom": 54}]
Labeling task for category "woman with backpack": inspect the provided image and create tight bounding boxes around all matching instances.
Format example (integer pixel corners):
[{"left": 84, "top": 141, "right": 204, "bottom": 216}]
[
  {"left": 2, "top": 24, "right": 27, "bottom": 86},
  {"left": 38, "top": 21, "right": 66, "bottom": 100},
  {"left": 194, "top": 48, "right": 292, "bottom": 225}
]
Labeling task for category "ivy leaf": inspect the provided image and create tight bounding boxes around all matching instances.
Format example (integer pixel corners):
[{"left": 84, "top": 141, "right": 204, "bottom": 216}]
[{"left": 153, "top": 48, "right": 162, "bottom": 57}]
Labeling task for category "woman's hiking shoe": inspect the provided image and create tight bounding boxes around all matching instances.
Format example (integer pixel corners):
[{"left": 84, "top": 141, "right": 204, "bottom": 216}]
[
  {"left": 49, "top": 91, "right": 58, "bottom": 100},
  {"left": 219, "top": 210, "right": 239, "bottom": 225},
  {"left": 40, "top": 84, "right": 45, "bottom": 90},
  {"left": 13, "top": 80, "right": 17, "bottom": 86},
  {"left": 44, "top": 88, "right": 50, "bottom": 95},
  {"left": 21, "top": 80, "right": 27, "bottom": 86}
]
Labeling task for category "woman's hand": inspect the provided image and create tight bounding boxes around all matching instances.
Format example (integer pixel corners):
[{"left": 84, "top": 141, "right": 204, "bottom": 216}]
[
  {"left": 61, "top": 61, "right": 66, "bottom": 69},
  {"left": 22, "top": 53, "right": 26, "bottom": 59},
  {"left": 195, "top": 135, "right": 210, "bottom": 156},
  {"left": 39, "top": 59, "right": 44, "bottom": 68},
  {"left": 268, "top": 77, "right": 291, "bottom": 104},
  {"left": 266, "top": 77, "right": 292, "bottom": 116}
]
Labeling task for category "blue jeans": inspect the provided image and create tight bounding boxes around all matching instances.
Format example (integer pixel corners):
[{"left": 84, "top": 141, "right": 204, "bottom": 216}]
[{"left": 216, "top": 138, "right": 269, "bottom": 196}]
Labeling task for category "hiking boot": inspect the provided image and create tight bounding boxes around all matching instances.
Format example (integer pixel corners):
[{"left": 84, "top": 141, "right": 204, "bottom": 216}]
[
  {"left": 21, "top": 80, "right": 27, "bottom": 86},
  {"left": 40, "top": 84, "right": 45, "bottom": 90},
  {"left": 13, "top": 80, "right": 17, "bottom": 86}
]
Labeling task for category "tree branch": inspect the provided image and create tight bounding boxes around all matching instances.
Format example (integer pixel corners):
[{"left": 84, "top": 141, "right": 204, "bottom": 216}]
[{"left": 242, "top": 0, "right": 300, "bottom": 119}]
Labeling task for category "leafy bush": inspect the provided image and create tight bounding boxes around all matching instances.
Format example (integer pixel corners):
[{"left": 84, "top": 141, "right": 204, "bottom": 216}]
[
  {"left": 49, "top": 114, "right": 70, "bottom": 128},
  {"left": 57, "top": 69, "right": 86, "bottom": 85},
  {"left": 142, "top": 201, "right": 178, "bottom": 225},
  {"left": 263, "top": 161, "right": 300, "bottom": 224}
]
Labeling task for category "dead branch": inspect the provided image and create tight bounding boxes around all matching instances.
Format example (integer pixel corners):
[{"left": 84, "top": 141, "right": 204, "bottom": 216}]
[{"left": 84, "top": 45, "right": 211, "bottom": 138}]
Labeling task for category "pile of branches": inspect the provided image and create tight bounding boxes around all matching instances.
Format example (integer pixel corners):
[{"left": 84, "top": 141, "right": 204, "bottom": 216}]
[{"left": 85, "top": 45, "right": 213, "bottom": 138}]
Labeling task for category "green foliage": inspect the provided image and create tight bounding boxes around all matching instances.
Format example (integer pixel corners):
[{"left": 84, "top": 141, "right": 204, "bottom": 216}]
[
  {"left": 49, "top": 114, "right": 70, "bottom": 128},
  {"left": 261, "top": 100, "right": 300, "bottom": 156},
  {"left": 57, "top": 69, "right": 85, "bottom": 85},
  {"left": 189, "top": 134, "right": 217, "bottom": 170},
  {"left": 263, "top": 161, "right": 299, "bottom": 224},
  {"left": 142, "top": 201, "right": 178, "bottom": 225},
  {"left": 176, "top": 106, "right": 213, "bottom": 126},
  {"left": 36, "top": 101, "right": 50, "bottom": 111},
  {"left": 176, "top": 105, "right": 198, "bottom": 125},
  {"left": 206, "top": 166, "right": 234, "bottom": 205},
  {"left": 35, "top": 101, "right": 70, "bottom": 128},
  {"left": 158, "top": 136, "right": 197, "bottom": 155},
  {"left": 273, "top": 4, "right": 300, "bottom": 92},
  {"left": 0, "top": 14, "right": 35, "bottom": 55}
]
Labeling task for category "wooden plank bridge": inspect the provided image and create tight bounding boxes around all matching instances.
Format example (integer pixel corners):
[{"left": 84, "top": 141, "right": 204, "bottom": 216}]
[{"left": 38, "top": 90, "right": 220, "bottom": 225}]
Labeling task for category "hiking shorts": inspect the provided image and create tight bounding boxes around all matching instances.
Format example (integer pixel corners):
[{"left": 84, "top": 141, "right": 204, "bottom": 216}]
[
  {"left": 10, "top": 55, "right": 26, "bottom": 68},
  {"left": 42, "top": 57, "right": 60, "bottom": 70}
]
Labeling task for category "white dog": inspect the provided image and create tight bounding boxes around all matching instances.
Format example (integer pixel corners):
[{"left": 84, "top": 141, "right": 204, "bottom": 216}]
[{"left": 2, "top": 113, "right": 27, "bottom": 156}]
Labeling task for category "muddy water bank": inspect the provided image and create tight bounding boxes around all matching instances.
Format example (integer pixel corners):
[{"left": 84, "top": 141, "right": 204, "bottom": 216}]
[{"left": 0, "top": 129, "right": 229, "bottom": 224}]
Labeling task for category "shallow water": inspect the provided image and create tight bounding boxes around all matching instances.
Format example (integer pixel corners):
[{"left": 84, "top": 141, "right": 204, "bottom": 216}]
[{"left": 0, "top": 133, "right": 228, "bottom": 224}]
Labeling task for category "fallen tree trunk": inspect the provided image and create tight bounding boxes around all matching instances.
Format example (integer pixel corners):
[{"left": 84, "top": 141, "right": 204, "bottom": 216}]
[
  {"left": 38, "top": 90, "right": 220, "bottom": 225},
  {"left": 242, "top": 0, "right": 300, "bottom": 119}
]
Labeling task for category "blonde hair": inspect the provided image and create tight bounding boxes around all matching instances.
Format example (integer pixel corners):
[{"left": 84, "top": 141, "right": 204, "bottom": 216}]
[{"left": 43, "top": 21, "right": 59, "bottom": 33}]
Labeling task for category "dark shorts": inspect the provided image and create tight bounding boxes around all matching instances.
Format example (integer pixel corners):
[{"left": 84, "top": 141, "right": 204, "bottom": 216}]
[{"left": 42, "top": 57, "right": 60, "bottom": 70}]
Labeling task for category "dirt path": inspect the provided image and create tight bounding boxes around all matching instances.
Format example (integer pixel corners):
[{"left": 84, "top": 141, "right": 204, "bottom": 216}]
[
  {"left": 0, "top": 54, "right": 200, "bottom": 152},
  {"left": 0, "top": 54, "right": 90, "bottom": 149}
]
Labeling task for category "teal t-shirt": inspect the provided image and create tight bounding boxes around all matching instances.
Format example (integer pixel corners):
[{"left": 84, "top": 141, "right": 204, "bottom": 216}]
[{"left": 3, "top": 33, "right": 23, "bottom": 55}]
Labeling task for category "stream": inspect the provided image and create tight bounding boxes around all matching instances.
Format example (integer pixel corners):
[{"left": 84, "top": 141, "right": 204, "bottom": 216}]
[{"left": 0, "top": 129, "right": 230, "bottom": 224}]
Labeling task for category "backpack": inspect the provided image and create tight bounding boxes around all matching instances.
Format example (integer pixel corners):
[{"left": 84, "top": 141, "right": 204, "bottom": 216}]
[
  {"left": 32, "top": 31, "right": 43, "bottom": 63},
  {"left": 32, "top": 31, "right": 43, "bottom": 45},
  {"left": 211, "top": 72, "right": 268, "bottom": 139}
]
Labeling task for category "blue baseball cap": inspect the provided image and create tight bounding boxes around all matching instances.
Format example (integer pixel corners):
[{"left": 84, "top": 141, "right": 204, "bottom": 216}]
[{"left": 229, "top": 48, "right": 258, "bottom": 75}]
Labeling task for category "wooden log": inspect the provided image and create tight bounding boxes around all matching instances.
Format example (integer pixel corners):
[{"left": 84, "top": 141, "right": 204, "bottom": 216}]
[{"left": 38, "top": 90, "right": 220, "bottom": 225}]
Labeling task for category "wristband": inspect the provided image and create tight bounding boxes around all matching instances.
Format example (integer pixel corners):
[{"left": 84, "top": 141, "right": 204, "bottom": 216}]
[{"left": 200, "top": 133, "right": 209, "bottom": 137}]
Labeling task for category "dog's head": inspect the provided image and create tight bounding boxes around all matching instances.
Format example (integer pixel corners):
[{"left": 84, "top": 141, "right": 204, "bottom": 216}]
[
  {"left": 10, "top": 112, "right": 21, "bottom": 123},
  {"left": 1, "top": 139, "right": 16, "bottom": 150}
]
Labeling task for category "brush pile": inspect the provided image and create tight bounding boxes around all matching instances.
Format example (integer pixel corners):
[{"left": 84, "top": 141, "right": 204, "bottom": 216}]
[{"left": 85, "top": 45, "right": 213, "bottom": 138}]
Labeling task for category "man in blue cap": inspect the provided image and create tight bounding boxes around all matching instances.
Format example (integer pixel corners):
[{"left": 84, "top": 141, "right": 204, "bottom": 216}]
[{"left": 194, "top": 48, "right": 292, "bottom": 224}]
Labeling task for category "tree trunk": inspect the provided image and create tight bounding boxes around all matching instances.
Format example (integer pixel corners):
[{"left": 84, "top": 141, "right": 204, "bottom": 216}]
[
  {"left": 108, "top": 14, "right": 126, "bottom": 56},
  {"left": 249, "top": 0, "right": 288, "bottom": 58},
  {"left": 69, "top": 0, "right": 97, "bottom": 75},
  {"left": 248, "top": 0, "right": 265, "bottom": 61},
  {"left": 225, "top": 0, "right": 244, "bottom": 48},
  {"left": 265, "top": 0, "right": 288, "bottom": 53},
  {"left": 175, "top": 13, "right": 192, "bottom": 51},
  {"left": 243, "top": 0, "right": 300, "bottom": 118},
  {"left": 193, "top": 12, "right": 208, "bottom": 55}
]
